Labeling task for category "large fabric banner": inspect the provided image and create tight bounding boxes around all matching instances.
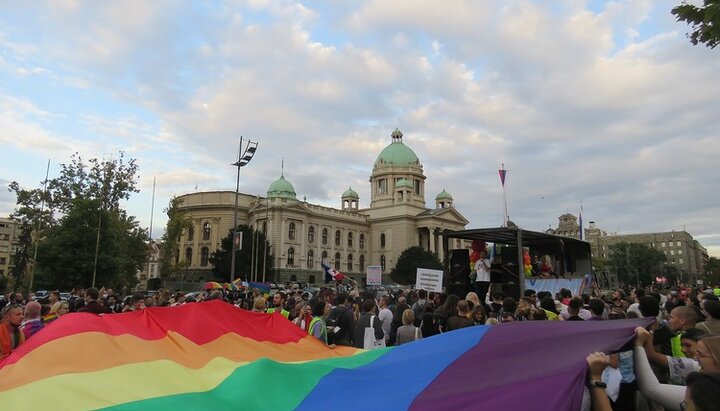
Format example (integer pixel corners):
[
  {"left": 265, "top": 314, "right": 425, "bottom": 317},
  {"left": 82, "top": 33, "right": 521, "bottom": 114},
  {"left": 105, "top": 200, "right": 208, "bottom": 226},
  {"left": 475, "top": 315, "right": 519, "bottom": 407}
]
[{"left": 0, "top": 300, "right": 643, "bottom": 410}]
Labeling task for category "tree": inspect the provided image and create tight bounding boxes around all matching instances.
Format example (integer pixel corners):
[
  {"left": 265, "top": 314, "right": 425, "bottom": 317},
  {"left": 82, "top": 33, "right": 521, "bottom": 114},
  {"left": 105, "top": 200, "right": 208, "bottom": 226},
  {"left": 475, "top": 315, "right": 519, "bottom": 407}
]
[
  {"left": 46, "top": 152, "right": 139, "bottom": 213},
  {"left": 672, "top": 0, "right": 720, "bottom": 49},
  {"left": 33, "top": 198, "right": 148, "bottom": 291},
  {"left": 390, "top": 246, "right": 443, "bottom": 285},
  {"left": 158, "top": 196, "right": 191, "bottom": 281},
  {"left": 9, "top": 152, "right": 146, "bottom": 290},
  {"left": 210, "top": 225, "right": 273, "bottom": 282},
  {"left": 706, "top": 256, "right": 720, "bottom": 283},
  {"left": 608, "top": 242, "right": 666, "bottom": 286}
]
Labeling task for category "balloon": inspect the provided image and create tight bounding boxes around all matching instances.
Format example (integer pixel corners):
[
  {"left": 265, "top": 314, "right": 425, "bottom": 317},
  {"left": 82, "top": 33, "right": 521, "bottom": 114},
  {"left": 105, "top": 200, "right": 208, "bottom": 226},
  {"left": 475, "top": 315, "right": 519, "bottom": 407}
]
[{"left": 471, "top": 240, "right": 486, "bottom": 253}]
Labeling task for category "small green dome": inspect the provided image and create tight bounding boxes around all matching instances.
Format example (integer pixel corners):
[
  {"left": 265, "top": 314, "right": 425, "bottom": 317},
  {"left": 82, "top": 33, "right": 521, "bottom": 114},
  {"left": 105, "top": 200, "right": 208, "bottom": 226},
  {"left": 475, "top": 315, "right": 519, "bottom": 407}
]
[
  {"left": 267, "top": 175, "right": 297, "bottom": 199},
  {"left": 395, "top": 178, "right": 413, "bottom": 189},
  {"left": 342, "top": 187, "right": 359, "bottom": 198},
  {"left": 374, "top": 129, "right": 420, "bottom": 167},
  {"left": 436, "top": 189, "right": 453, "bottom": 200}
]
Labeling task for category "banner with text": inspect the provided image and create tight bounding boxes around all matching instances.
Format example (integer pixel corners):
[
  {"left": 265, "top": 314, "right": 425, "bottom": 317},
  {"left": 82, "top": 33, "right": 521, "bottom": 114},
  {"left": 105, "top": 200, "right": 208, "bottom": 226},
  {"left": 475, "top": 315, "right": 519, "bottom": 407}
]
[
  {"left": 366, "top": 266, "right": 383, "bottom": 286},
  {"left": 416, "top": 268, "right": 444, "bottom": 293}
]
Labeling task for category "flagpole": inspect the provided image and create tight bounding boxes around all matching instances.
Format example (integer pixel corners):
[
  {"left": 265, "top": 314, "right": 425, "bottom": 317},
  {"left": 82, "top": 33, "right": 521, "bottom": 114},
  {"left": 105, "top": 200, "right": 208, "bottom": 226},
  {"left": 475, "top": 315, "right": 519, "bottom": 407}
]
[{"left": 29, "top": 158, "right": 51, "bottom": 291}]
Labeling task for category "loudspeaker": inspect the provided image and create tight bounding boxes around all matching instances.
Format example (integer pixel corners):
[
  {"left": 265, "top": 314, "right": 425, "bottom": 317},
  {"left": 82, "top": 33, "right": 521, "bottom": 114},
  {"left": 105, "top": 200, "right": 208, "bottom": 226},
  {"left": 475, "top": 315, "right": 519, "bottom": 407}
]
[
  {"left": 449, "top": 249, "right": 470, "bottom": 285},
  {"left": 500, "top": 246, "right": 518, "bottom": 266}
]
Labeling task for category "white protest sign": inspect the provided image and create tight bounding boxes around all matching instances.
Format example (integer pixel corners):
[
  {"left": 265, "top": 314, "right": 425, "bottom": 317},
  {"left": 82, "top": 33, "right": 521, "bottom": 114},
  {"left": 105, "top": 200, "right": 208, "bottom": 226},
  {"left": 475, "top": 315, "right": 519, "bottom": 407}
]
[
  {"left": 366, "top": 266, "right": 382, "bottom": 286},
  {"left": 415, "top": 268, "right": 443, "bottom": 293}
]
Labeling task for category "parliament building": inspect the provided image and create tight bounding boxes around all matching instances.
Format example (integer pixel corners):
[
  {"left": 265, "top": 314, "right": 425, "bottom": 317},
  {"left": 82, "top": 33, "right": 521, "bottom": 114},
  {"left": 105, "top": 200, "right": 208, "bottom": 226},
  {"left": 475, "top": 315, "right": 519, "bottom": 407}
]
[{"left": 174, "top": 129, "right": 469, "bottom": 285}]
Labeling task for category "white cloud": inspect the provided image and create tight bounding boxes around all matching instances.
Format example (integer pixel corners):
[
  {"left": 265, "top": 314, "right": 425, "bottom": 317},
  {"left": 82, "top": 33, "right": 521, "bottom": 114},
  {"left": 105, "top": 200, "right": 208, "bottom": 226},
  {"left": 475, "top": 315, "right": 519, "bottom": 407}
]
[{"left": 0, "top": 0, "right": 718, "bottom": 256}]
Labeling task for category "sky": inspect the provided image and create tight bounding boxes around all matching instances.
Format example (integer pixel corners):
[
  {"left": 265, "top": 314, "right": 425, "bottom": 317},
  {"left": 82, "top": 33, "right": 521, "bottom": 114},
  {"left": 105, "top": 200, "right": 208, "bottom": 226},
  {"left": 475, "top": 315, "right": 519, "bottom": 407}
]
[{"left": 1, "top": 1, "right": 718, "bottom": 256}]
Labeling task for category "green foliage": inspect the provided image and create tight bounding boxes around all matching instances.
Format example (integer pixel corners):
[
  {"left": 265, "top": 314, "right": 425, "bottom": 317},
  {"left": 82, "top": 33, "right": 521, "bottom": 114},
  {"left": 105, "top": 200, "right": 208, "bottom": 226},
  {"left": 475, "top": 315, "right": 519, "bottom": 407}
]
[
  {"left": 9, "top": 152, "right": 145, "bottom": 290},
  {"left": 46, "top": 152, "right": 139, "bottom": 212},
  {"left": 159, "top": 196, "right": 190, "bottom": 280},
  {"left": 210, "top": 225, "right": 273, "bottom": 282},
  {"left": 33, "top": 198, "right": 148, "bottom": 290},
  {"left": 672, "top": 0, "right": 720, "bottom": 49},
  {"left": 608, "top": 242, "right": 667, "bottom": 286},
  {"left": 390, "top": 246, "right": 443, "bottom": 285},
  {"left": 707, "top": 256, "right": 720, "bottom": 283}
]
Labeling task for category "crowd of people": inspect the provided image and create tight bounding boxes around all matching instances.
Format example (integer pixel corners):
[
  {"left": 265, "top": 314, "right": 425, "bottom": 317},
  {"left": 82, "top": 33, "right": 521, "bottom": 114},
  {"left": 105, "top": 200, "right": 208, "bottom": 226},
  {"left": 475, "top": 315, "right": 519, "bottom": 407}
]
[{"left": 3, "top": 281, "right": 720, "bottom": 410}]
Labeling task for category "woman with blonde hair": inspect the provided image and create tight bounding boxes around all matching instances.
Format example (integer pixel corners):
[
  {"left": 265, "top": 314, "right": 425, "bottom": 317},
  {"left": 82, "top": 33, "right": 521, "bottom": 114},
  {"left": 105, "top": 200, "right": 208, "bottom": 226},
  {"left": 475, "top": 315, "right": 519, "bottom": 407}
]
[
  {"left": 396, "top": 309, "right": 422, "bottom": 345},
  {"left": 252, "top": 297, "right": 267, "bottom": 313},
  {"left": 465, "top": 292, "right": 481, "bottom": 310}
]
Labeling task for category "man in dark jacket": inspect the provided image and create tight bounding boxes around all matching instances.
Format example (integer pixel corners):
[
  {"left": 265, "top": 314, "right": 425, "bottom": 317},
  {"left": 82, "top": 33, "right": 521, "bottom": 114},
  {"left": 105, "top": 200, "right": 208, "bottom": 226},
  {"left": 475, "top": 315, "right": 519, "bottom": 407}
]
[
  {"left": 78, "top": 287, "right": 110, "bottom": 314},
  {"left": 353, "top": 299, "right": 384, "bottom": 348},
  {"left": 327, "top": 292, "right": 355, "bottom": 346}
]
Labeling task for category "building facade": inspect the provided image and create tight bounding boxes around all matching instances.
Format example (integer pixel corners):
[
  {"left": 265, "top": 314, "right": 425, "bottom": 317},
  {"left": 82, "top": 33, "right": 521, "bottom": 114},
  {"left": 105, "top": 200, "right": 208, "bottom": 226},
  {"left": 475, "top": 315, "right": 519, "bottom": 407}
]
[
  {"left": 0, "top": 217, "right": 20, "bottom": 278},
  {"left": 174, "top": 129, "right": 469, "bottom": 285},
  {"left": 547, "top": 213, "right": 709, "bottom": 284}
]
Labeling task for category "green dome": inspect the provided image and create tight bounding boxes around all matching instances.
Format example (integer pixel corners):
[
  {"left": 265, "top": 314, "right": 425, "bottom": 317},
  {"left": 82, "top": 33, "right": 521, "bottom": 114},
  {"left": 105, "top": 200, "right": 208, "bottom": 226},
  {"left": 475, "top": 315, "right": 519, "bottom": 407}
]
[
  {"left": 342, "top": 187, "right": 359, "bottom": 198},
  {"left": 267, "top": 175, "right": 297, "bottom": 199},
  {"left": 395, "top": 178, "right": 413, "bottom": 189},
  {"left": 436, "top": 189, "right": 453, "bottom": 200},
  {"left": 374, "top": 129, "right": 420, "bottom": 167}
]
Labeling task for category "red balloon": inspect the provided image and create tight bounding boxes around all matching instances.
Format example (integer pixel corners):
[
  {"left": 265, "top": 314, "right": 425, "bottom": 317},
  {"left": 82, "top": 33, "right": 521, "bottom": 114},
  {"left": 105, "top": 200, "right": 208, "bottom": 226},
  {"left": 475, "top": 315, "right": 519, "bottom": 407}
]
[{"left": 471, "top": 240, "right": 486, "bottom": 253}]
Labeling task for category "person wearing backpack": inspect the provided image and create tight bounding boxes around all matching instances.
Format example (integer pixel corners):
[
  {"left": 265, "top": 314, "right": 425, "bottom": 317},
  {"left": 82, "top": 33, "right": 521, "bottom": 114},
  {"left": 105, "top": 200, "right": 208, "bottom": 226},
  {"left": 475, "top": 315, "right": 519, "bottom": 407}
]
[
  {"left": 326, "top": 292, "right": 355, "bottom": 346},
  {"left": 412, "top": 289, "right": 428, "bottom": 325}
]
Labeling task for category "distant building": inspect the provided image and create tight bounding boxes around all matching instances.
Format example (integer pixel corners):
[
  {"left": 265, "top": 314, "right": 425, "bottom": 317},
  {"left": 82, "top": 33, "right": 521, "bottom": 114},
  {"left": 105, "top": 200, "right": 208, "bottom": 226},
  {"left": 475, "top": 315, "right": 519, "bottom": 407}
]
[
  {"left": 0, "top": 217, "right": 20, "bottom": 278},
  {"left": 136, "top": 240, "right": 161, "bottom": 291},
  {"left": 173, "top": 129, "right": 469, "bottom": 285},
  {"left": 547, "top": 213, "right": 709, "bottom": 284}
]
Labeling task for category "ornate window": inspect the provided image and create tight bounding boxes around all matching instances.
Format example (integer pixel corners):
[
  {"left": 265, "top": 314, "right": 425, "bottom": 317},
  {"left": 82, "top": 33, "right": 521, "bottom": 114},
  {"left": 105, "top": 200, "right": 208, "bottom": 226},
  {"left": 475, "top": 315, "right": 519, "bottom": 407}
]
[
  {"left": 322, "top": 228, "right": 328, "bottom": 245},
  {"left": 200, "top": 247, "right": 209, "bottom": 267},
  {"left": 321, "top": 251, "right": 328, "bottom": 264},
  {"left": 202, "top": 222, "right": 211, "bottom": 241},
  {"left": 287, "top": 247, "right": 295, "bottom": 266},
  {"left": 307, "top": 250, "right": 314, "bottom": 269},
  {"left": 308, "top": 226, "right": 315, "bottom": 243},
  {"left": 380, "top": 233, "right": 386, "bottom": 248},
  {"left": 334, "top": 252, "right": 341, "bottom": 270},
  {"left": 359, "top": 254, "right": 365, "bottom": 271},
  {"left": 359, "top": 233, "right": 365, "bottom": 249},
  {"left": 187, "top": 226, "right": 194, "bottom": 241},
  {"left": 335, "top": 230, "right": 341, "bottom": 246},
  {"left": 347, "top": 254, "right": 353, "bottom": 271},
  {"left": 348, "top": 232, "right": 353, "bottom": 247},
  {"left": 185, "top": 247, "right": 192, "bottom": 265},
  {"left": 288, "top": 222, "right": 296, "bottom": 240},
  {"left": 380, "top": 255, "right": 386, "bottom": 271}
]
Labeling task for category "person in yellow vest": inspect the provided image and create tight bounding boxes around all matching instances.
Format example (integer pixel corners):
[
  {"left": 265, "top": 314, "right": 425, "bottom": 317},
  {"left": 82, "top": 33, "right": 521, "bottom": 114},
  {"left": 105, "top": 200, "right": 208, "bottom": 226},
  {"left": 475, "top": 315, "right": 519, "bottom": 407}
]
[
  {"left": 267, "top": 291, "right": 289, "bottom": 318},
  {"left": 653, "top": 306, "right": 698, "bottom": 358},
  {"left": 308, "top": 300, "right": 328, "bottom": 344}
]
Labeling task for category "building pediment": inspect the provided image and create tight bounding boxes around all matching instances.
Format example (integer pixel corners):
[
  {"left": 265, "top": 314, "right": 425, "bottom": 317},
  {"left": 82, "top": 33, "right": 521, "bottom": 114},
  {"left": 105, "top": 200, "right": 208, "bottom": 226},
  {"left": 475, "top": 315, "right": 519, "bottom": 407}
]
[{"left": 416, "top": 207, "right": 469, "bottom": 225}]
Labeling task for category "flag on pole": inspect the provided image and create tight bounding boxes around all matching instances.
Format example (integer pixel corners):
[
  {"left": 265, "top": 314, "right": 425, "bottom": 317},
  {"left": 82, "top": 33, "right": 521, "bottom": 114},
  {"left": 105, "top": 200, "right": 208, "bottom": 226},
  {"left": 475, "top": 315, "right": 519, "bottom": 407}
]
[
  {"left": 579, "top": 203, "right": 584, "bottom": 240},
  {"left": 498, "top": 166, "right": 507, "bottom": 187},
  {"left": 322, "top": 262, "right": 345, "bottom": 283}
]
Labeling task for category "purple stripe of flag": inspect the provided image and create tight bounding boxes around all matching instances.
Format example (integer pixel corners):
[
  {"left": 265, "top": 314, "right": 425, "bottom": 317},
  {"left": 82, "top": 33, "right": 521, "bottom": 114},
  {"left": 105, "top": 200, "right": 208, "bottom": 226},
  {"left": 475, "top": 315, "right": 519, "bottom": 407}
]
[{"left": 410, "top": 319, "right": 649, "bottom": 411}]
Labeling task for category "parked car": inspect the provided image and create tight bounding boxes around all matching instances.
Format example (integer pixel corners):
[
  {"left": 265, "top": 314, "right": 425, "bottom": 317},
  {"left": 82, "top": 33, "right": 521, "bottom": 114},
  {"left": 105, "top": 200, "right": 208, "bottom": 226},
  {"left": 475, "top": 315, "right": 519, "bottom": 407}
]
[
  {"left": 32, "top": 290, "right": 49, "bottom": 301},
  {"left": 60, "top": 292, "right": 71, "bottom": 301}
]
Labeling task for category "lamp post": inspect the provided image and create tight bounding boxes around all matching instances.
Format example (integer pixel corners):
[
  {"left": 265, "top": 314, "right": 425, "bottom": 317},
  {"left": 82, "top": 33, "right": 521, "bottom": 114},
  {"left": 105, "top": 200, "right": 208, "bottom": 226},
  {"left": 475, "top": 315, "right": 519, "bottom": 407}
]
[{"left": 230, "top": 137, "right": 258, "bottom": 283}]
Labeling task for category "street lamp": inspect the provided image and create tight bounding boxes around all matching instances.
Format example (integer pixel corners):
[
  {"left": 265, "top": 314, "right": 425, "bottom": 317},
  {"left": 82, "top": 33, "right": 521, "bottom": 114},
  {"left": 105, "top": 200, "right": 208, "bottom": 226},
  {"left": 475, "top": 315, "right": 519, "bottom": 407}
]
[{"left": 230, "top": 137, "right": 258, "bottom": 283}]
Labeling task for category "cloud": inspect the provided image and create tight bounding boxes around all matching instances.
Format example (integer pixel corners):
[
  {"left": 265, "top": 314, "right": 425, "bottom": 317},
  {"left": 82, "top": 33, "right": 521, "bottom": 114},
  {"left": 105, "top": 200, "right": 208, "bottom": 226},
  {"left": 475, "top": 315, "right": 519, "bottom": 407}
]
[{"left": 1, "top": 0, "right": 719, "bottom": 257}]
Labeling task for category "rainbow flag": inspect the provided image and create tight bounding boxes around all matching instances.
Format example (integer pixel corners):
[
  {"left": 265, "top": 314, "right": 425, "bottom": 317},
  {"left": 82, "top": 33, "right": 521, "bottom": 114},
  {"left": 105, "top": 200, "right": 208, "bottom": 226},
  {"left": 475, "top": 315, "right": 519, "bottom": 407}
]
[{"left": 0, "top": 301, "right": 642, "bottom": 410}]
